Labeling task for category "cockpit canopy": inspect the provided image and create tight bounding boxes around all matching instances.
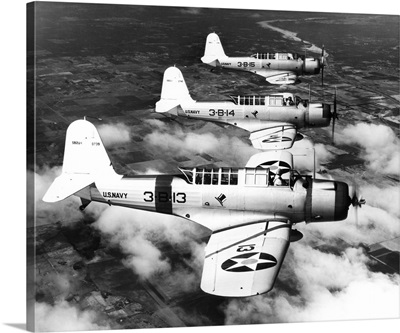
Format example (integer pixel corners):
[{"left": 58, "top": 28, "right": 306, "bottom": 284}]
[
  {"left": 229, "top": 94, "right": 307, "bottom": 107},
  {"left": 179, "top": 167, "right": 239, "bottom": 185},
  {"left": 178, "top": 166, "right": 297, "bottom": 187},
  {"left": 250, "top": 53, "right": 302, "bottom": 60}
]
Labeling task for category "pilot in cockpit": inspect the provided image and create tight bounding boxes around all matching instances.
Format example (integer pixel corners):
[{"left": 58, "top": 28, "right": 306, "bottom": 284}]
[{"left": 273, "top": 169, "right": 284, "bottom": 186}]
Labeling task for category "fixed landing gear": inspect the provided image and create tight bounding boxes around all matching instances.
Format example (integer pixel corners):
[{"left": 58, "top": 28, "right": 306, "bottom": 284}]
[
  {"left": 290, "top": 229, "right": 303, "bottom": 242},
  {"left": 79, "top": 198, "right": 91, "bottom": 211}
]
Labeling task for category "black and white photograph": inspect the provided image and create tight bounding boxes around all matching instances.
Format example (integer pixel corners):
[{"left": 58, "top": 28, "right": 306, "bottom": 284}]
[{"left": 3, "top": 0, "right": 400, "bottom": 332}]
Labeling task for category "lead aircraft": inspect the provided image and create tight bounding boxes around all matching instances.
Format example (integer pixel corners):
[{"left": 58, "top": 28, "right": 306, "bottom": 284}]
[
  {"left": 201, "top": 33, "right": 325, "bottom": 85},
  {"left": 156, "top": 66, "right": 335, "bottom": 150},
  {"left": 43, "top": 119, "right": 363, "bottom": 297}
]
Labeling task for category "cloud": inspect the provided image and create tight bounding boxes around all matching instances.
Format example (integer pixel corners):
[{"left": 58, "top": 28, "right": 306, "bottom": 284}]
[
  {"left": 93, "top": 205, "right": 206, "bottom": 283},
  {"left": 94, "top": 206, "right": 170, "bottom": 278},
  {"left": 362, "top": 184, "right": 400, "bottom": 217},
  {"left": 143, "top": 120, "right": 335, "bottom": 172},
  {"left": 143, "top": 119, "right": 260, "bottom": 166},
  {"left": 35, "top": 270, "right": 111, "bottom": 331},
  {"left": 336, "top": 123, "right": 400, "bottom": 175},
  {"left": 35, "top": 301, "right": 110, "bottom": 331},
  {"left": 97, "top": 122, "right": 131, "bottom": 147}
]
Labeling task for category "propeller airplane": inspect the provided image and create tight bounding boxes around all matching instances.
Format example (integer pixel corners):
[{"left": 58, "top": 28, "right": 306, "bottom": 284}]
[
  {"left": 156, "top": 66, "right": 336, "bottom": 150},
  {"left": 43, "top": 119, "right": 364, "bottom": 297},
  {"left": 201, "top": 32, "right": 326, "bottom": 85}
]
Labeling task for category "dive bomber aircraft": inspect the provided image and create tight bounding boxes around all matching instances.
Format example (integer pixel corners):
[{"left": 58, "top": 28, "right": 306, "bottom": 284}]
[
  {"left": 156, "top": 66, "right": 336, "bottom": 150},
  {"left": 43, "top": 119, "right": 363, "bottom": 297},
  {"left": 201, "top": 32, "right": 326, "bottom": 85}
]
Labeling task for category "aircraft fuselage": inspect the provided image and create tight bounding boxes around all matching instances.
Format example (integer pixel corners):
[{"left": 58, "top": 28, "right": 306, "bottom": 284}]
[
  {"left": 212, "top": 54, "right": 321, "bottom": 76},
  {"left": 176, "top": 94, "right": 331, "bottom": 131},
  {"left": 78, "top": 168, "right": 350, "bottom": 231},
  {"left": 218, "top": 56, "right": 303, "bottom": 74}
]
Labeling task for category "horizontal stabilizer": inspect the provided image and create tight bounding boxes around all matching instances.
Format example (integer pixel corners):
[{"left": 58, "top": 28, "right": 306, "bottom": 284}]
[
  {"left": 43, "top": 173, "right": 93, "bottom": 202},
  {"left": 155, "top": 99, "right": 180, "bottom": 113},
  {"left": 200, "top": 56, "right": 219, "bottom": 66}
]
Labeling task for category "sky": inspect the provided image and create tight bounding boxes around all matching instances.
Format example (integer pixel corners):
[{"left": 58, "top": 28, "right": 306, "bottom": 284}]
[{"left": 1, "top": 1, "right": 399, "bottom": 333}]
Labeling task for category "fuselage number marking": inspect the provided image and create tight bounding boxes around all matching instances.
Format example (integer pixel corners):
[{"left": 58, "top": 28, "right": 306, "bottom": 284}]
[
  {"left": 209, "top": 109, "right": 235, "bottom": 117},
  {"left": 237, "top": 62, "right": 255, "bottom": 68},
  {"left": 237, "top": 244, "right": 256, "bottom": 252},
  {"left": 143, "top": 191, "right": 186, "bottom": 203}
]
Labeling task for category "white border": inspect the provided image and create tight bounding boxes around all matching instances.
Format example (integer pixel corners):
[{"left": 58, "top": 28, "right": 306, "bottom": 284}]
[{"left": 1, "top": 1, "right": 399, "bottom": 333}]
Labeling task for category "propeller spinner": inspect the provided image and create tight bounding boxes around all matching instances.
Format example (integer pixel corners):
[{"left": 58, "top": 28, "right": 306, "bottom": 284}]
[{"left": 350, "top": 185, "right": 366, "bottom": 226}]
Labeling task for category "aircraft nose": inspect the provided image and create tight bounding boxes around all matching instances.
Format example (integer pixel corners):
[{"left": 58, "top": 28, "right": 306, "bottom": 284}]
[
  {"left": 306, "top": 103, "right": 332, "bottom": 127},
  {"left": 313, "top": 59, "right": 321, "bottom": 74},
  {"left": 323, "top": 103, "right": 331, "bottom": 120},
  {"left": 334, "top": 181, "right": 352, "bottom": 221},
  {"left": 304, "top": 58, "right": 321, "bottom": 74}
]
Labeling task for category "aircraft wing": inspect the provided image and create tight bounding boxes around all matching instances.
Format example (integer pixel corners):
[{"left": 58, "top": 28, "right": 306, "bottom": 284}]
[
  {"left": 201, "top": 220, "right": 291, "bottom": 297},
  {"left": 249, "top": 123, "right": 297, "bottom": 150},
  {"left": 250, "top": 69, "right": 298, "bottom": 85}
]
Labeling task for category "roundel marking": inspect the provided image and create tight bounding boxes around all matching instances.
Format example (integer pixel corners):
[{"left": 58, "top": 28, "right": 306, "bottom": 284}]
[
  {"left": 221, "top": 252, "right": 277, "bottom": 272},
  {"left": 260, "top": 160, "right": 291, "bottom": 176}
]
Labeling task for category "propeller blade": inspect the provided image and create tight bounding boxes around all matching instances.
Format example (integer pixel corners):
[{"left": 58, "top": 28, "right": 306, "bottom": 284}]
[
  {"left": 321, "top": 45, "right": 325, "bottom": 87},
  {"left": 332, "top": 86, "right": 337, "bottom": 144}
]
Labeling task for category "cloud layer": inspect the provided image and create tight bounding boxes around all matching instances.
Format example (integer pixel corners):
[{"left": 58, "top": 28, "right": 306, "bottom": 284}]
[
  {"left": 97, "top": 122, "right": 131, "bottom": 147},
  {"left": 93, "top": 205, "right": 206, "bottom": 290},
  {"left": 222, "top": 245, "right": 399, "bottom": 324},
  {"left": 143, "top": 119, "right": 259, "bottom": 166},
  {"left": 336, "top": 123, "right": 400, "bottom": 175},
  {"left": 35, "top": 301, "right": 110, "bottom": 331}
]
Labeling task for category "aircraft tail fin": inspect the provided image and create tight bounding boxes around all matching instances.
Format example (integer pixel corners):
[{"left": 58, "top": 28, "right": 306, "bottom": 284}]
[
  {"left": 43, "top": 119, "right": 121, "bottom": 202},
  {"left": 155, "top": 66, "right": 194, "bottom": 113},
  {"left": 201, "top": 32, "right": 226, "bottom": 66}
]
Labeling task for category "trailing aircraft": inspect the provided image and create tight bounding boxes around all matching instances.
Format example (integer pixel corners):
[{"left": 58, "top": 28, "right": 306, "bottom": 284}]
[
  {"left": 201, "top": 32, "right": 326, "bottom": 85},
  {"left": 155, "top": 66, "right": 337, "bottom": 150},
  {"left": 43, "top": 119, "right": 364, "bottom": 297}
]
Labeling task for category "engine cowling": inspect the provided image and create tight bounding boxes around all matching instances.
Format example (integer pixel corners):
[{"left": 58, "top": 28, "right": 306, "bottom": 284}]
[
  {"left": 304, "top": 58, "right": 321, "bottom": 74},
  {"left": 305, "top": 179, "right": 351, "bottom": 223},
  {"left": 305, "top": 103, "right": 332, "bottom": 128}
]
